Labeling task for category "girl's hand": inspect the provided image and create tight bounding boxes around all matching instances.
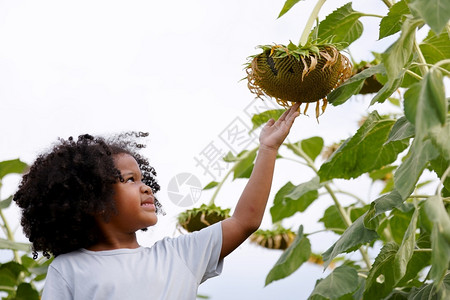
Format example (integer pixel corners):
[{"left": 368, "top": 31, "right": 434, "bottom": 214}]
[{"left": 259, "top": 102, "right": 300, "bottom": 151}]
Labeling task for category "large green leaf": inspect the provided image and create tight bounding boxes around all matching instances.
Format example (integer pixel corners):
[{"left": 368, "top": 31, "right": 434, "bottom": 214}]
[
  {"left": 322, "top": 214, "right": 378, "bottom": 269},
  {"left": 277, "top": 0, "right": 304, "bottom": 18},
  {"left": 0, "top": 159, "right": 28, "bottom": 181},
  {"left": 328, "top": 64, "right": 385, "bottom": 106},
  {"left": 420, "top": 30, "right": 450, "bottom": 72},
  {"left": 423, "top": 195, "right": 450, "bottom": 286},
  {"left": 394, "top": 139, "right": 440, "bottom": 199},
  {"left": 265, "top": 226, "right": 311, "bottom": 285},
  {"left": 270, "top": 177, "right": 320, "bottom": 223},
  {"left": 250, "top": 109, "right": 285, "bottom": 133},
  {"left": 393, "top": 207, "right": 419, "bottom": 284},
  {"left": 309, "top": 265, "right": 359, "bottom": 299},
  {"left": 381, "top": 16, "right": 422, "bottom": 82},
  {"left": 379, "top": 0, "right": 410, "bottom": 39},
  {"left": 315, "top": 3, "right": 364, "bottom": 45},
  {"left": 364, "top": 242, "right": 399, "bottom": 299},
  {"left": 318, "top": 111, "right": 409, "bottom": 181},
  {"left": 408, "top": 0, "right": 450, "bottom": 34}
]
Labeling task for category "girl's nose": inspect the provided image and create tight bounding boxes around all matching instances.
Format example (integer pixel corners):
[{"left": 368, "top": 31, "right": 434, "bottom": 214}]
[{"left": 140, "top": 184, "right": 153, "bottom": 194}]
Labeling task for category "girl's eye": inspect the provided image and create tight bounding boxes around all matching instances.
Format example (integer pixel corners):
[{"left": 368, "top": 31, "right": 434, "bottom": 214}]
[{"left": 126, "top": 177, "right": 135, "bottom": 183}]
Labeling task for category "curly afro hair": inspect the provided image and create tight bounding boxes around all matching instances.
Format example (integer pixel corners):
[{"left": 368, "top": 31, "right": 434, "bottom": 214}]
[{"left": 13, "top": 132, "right": 162, "bottom": 258}]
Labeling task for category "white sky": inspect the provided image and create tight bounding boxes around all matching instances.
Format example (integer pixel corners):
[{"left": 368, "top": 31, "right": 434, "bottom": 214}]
[{"left": 0, "top": 0, "right": 408, "bottom": 298}]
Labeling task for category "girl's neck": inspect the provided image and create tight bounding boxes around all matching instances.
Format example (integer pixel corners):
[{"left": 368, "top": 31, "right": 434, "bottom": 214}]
[{"left": 87, "top": 232, "right": 140, "bottom": 251}]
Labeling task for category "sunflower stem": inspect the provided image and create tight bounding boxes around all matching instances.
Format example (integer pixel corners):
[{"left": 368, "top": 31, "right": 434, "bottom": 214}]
[
  {"left": 0, "top": 209, "right": 21, "bottom": 264},
  {"left": 413, "top": 41, "right": 429, "bottom": 75},
  {"left": 299, "top": 0, "right": 327, "bottom": 46},
  {"left": 381, "top": 0, "right": 393, "bottom": 8}
]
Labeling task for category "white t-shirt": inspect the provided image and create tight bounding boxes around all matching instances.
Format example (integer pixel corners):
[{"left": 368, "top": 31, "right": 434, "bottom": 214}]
[{"left": 42, "top": 222, "right": 223, "bottom": 300}]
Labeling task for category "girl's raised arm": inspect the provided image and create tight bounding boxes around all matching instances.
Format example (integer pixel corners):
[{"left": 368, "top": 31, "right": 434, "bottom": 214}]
[{"left": 220, "top": 103, "right": 300, "bottom": 259}]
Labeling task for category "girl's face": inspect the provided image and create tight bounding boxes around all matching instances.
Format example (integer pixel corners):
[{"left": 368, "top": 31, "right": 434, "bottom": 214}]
[{"left": 108, "top": 153, "right": 158, "bottom": 232}]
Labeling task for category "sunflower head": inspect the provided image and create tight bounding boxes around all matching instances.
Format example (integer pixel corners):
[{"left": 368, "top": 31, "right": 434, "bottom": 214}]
[
  {"left": 246, "top": 42, "right": 352, "bottom": 118},
  {"left": 249, "top": 226, "right": 296, "bottom": 250},
  {"left": 177, "top": 204, "right": 230, "bottom": 233}
]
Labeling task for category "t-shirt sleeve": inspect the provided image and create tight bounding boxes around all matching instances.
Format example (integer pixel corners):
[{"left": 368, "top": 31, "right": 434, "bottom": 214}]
[
  {"left": 167, "top": 221, "right": 223, "bottom": 284},
  {"left": 41, "top": 265, "right": 73, "bottom": 299}
]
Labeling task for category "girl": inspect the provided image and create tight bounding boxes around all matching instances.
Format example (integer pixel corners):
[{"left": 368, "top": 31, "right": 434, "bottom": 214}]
[{"left": 14, "top": 103, "right": 300, "bottom": 299}]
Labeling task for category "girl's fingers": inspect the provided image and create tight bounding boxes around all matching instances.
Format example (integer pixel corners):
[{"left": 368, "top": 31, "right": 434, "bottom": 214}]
[
  {"left": 278, "top": 103, "right": 298, "bottom": 122},
  {"left": 278, "top": 102, "right": 300, "bottom": 124}
]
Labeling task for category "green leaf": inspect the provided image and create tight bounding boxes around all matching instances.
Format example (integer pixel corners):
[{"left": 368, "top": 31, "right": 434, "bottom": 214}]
[
  {"left": 420, "top": 30, "right": 450, "bottom": 72},
  {"left": 277, "top": 0, "right": 304, "bottom": 18},
  {"left": 364, "top": 242, "right": 399, "bottom": 299},
  {"left": 265, "top": 226, "right": 311, "bottom": 285},
  {"left": 315, "top": 3, "right": 364, "bottom": 45},
  {"left": 381, "top": 16, "right": 422, "bottom": 82},
  {"left": 0, "top": 261, "right": 28, "bottom": 282},
  {"left": 408, "top": 272, "right": 450, "bottom": 299},
  {"left": 270, "top": 177, "right": 320, "bottom": 223},
  {"left": 203, "top": 181, "right": 218, "bottom": 190},
  {"left": 0, "top": 195, "right": 13, "bottom": 209},
  {"left": 320, "top": 205, "right": 368, "bottom": 234},
  {"left": 385, "top": 117, "right": 415, "bottom": 144},
  {"left": 222, "top": 151, "right": 237, "bottom": 162},
  {"left": 322, "top": 214, "right": 378, "bottom": 269},
  {"left": 415, "top": 69, "right": 447, "bottom": 140},
  {"left": 423, "top": 195, "right": 450, "bottom": 286},
  {"left": 328, "top": 64, "right": 385, "bottom": 106},
  {"left": 15, "top": 282, "right": 40, "bottom": 300},
  {"left": 250, "top": 109, "right": 285, "bottom": 133},
  {"left": 430, "top": 155, "right": 450, "bottom": 196},
  {"left": 0, "top": 268, "right": 17, "bottom": 289},
  {"left": 318, "top": 111, "right": 409, "bottom": 181},
  {"left": 270, "top": 182, "right": 295, "bottom": 221},
  {"left": 408, "top": 0, "right": 450, "bottom": 34},
  {"left": 379, "top": 0, "right": 410, "bottom": 39},
  {"left": 0, "top": 238, "right": 31, "bottom": 251},
  {"left": 403, "top": 82, "right": 421, "bottom": 125},
  {"left": 301, "top": 137, "right": 324, "bottom": 162},
  {"left": 309, "top": 265, "right": 359, "bottom": 299},
  {"left": 370, "top": 69, "right": 405, "bottom": 105},
  {"left": 429, "top": 117, "right": 450, "bottom": 161},
  {"left": 233, "top": 149, "right": 257, "bottom": 179},
  {"left": 394, "top": 139, "right": 440, "bottom": 199},
  {"left": 364, "top": 190, "right": 404, "bottom": 225},
  {"left": 393, "top": 207, "right": 419, "bottom": 284},
  {"left": 388, "top": 205, "right": 414, "bottom": 245},
  {"left": 397, "top": 232, "right": 431, "bottom": 287},
  {"left": 0, "top": 159, "right": 28, "bottom": 181}
]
